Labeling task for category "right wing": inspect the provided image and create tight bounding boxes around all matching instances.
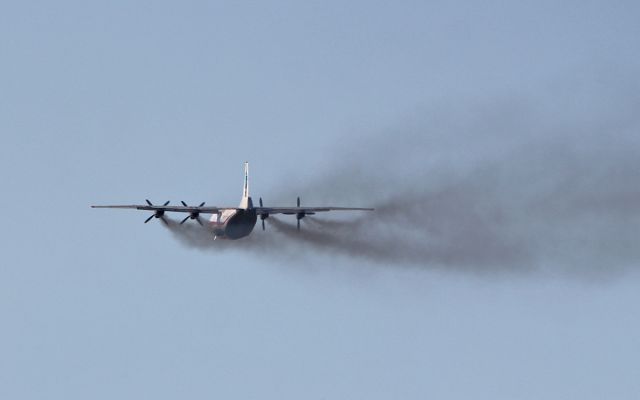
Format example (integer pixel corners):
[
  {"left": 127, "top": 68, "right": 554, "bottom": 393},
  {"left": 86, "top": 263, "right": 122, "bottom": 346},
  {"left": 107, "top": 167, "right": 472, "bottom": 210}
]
[{"left": 255, "top": 206, "right": 374, "bottom": 215}]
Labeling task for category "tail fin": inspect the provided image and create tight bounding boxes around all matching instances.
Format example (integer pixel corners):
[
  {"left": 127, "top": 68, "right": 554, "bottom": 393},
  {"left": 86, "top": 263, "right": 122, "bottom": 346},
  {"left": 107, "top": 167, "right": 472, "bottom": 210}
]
[{"left": 239, "top": 162, "right": 252, "bottom": 209}]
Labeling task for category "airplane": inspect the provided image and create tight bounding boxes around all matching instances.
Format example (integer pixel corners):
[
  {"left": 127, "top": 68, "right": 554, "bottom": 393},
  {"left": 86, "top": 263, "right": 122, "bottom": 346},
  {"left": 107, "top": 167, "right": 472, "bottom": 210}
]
[{"left": 92, "top": 162, "right": 374, "bottom": 240}]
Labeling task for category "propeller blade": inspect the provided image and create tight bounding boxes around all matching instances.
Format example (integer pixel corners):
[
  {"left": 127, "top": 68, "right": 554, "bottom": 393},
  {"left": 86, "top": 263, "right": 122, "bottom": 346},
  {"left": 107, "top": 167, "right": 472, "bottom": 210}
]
[
  {"left": 297, "top": 196, "right": 300, "bottom": 207},
  {"left": 262, "top": 219, "right": 265, "bottom": 231},
  {"left": 146, "top": 199, "right": 153, "bottom": 206},
  {"left": 259, "top": 197, "right": 263, "bottom": 207},
  {"left": 196, "top": 217, "right": 203, "bottom": 226},
  {"left": 180, "top": 216, "right": 190, "bottom": 224},
  {"left": 163, "top": 200, "right": 170, "bottom": 206},
  {"left": 297, "top": 219, "right": 300, "bottom": 231},
  {"left": 199, "top": 202, "right": 205, "bottom": 207},
  {"left": 181, "top": 201, "right": 188, "bottom": 207},
  {"left": 144, "top": 214, "right": 154, "bottom": 223}
]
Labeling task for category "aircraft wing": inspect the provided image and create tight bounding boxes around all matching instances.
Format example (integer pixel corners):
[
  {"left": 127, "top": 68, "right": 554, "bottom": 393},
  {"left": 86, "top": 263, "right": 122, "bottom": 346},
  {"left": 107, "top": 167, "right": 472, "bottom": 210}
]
[
  {"left": 254, "top": 206, "right": 374, "bottom": 215},
  {"left": 91, "top": 202, "right": 238, "bottom": 214}
]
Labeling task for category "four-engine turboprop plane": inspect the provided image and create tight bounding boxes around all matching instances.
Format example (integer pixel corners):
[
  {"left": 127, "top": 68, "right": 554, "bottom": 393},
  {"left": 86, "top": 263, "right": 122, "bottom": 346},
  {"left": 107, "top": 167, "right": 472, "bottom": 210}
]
[{"left": 92, "top": 162, "right": 374, "bottom": 240}]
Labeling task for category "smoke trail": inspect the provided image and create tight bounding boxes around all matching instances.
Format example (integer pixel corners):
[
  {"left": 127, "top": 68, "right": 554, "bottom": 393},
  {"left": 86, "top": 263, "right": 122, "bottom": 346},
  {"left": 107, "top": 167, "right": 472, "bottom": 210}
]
[
  {"left": 272, "top": 100, "right": 640, "bottom": 275},
  {"left": 162, "top": 217, "right": 278, "bottom": 253},
  {"left": 166, "top": 92, "right": 640, "bottom": 275}
]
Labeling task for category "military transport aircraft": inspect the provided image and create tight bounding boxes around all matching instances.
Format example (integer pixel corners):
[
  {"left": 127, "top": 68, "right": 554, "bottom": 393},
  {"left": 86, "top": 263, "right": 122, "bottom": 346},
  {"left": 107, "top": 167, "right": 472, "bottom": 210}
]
[{"left": 92, "top": 162, "right": 373, "bottom": 240}]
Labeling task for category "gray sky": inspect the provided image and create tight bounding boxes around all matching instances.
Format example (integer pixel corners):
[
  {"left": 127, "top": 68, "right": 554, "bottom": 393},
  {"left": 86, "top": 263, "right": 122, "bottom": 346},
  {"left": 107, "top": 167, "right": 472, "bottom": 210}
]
[{"left": 1, "top": 1, "right": 639, "bottom": 399}]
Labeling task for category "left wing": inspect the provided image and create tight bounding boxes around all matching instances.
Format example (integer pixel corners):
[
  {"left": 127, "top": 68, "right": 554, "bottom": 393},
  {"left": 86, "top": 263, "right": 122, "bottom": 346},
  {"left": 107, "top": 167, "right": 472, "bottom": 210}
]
[
  {"left": 91, "top": 203, "right": 238, "bottom": 214},
  {"left": 91, "top": 200, "right": 239, "bottom": 224}
]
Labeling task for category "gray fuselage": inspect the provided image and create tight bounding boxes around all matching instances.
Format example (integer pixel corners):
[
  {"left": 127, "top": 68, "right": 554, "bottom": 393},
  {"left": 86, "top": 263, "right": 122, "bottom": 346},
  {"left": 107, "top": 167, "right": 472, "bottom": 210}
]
[{"left": 211, "top": 208, "right": 257, "bottom": 240}]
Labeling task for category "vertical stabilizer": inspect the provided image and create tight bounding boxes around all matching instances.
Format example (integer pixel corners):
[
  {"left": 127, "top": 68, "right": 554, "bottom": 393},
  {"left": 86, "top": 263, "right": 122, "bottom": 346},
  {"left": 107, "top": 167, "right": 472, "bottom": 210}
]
[{"left": 239, "top": 162, "right": 252, "bottom": 209}]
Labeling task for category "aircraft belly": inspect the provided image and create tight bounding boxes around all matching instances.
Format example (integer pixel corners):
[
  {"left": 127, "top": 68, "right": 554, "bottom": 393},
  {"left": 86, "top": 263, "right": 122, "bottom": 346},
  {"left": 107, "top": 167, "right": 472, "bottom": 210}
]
[
  {"left": 224, "top": 210, "right": 257, "bottom": 239},
  {"left": 209, "top": 210, "right": 257, "bottom": 240}
]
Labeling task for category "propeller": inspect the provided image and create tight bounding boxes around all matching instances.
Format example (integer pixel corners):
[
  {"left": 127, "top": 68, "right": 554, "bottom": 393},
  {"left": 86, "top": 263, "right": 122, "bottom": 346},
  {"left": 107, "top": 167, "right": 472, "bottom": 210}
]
[
  {"left": 144, "top": 200, "right": 170, "bottom": 224},
  {"left": 180, "top": 201, "right": 206, "bottom": 225},
  {"left": 296, "top": 196, "right": 305, "bottom": 231},
  {"left": 259, "top": 197, "right": 269, "bottom": 230}
]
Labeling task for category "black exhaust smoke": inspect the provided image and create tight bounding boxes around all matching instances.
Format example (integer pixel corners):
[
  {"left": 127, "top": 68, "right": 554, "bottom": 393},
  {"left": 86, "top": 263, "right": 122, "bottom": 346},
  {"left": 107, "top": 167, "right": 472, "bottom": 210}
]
[{"left": 166, "top": 93, "right": 640, "bottom": 277}]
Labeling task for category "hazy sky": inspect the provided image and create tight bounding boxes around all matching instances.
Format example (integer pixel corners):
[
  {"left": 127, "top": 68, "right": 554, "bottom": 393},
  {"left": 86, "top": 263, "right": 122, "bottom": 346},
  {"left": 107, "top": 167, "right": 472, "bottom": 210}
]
[{"left": 1, "top": 1, "right": 639, "bottom": 399}]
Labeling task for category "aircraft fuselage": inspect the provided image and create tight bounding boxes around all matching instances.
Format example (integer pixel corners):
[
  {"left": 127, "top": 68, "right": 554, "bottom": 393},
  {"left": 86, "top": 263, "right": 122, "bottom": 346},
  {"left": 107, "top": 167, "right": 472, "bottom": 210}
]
[{"left": 209, "top": 207, "right": 257, "bottom": 240}]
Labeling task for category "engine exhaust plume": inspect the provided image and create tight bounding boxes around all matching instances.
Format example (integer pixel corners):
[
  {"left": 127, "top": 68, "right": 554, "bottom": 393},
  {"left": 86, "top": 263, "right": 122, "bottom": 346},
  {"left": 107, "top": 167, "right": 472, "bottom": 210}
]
[{"left": 166, "top": 93, "right": 640, "bottom": 276}]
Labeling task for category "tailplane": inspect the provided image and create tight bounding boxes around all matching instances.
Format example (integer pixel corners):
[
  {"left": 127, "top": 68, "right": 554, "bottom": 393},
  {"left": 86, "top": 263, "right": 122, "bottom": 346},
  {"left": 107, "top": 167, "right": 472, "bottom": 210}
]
[{"left": 239, "top": 162, "right": 253, "bottom": 209}]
